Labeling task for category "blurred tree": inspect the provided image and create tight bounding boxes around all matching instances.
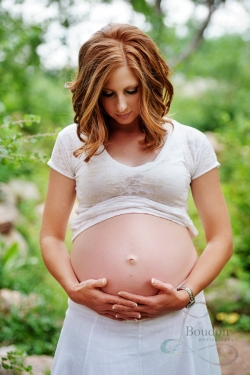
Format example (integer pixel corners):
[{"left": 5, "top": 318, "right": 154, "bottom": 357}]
[
  {"left": 1, "top": 0, "right": 241, "bottom": 68},
  {"left": 127, "top": 0, "right": 228, "bottom": 67},
  {"left": 0, "top": 6, "right": 43, "bottom": 115},
  {"left": 0, "top": 3, "right": 72, "bottom": 182},
  {"left": 1, "top": 0, "right": 250, "bottom": 324},
  {"left": 171, "top": 34, "right": 250, "bottom": 131},
  {"left": 0, "top": 3, "right": 72, "bottom": 133}
]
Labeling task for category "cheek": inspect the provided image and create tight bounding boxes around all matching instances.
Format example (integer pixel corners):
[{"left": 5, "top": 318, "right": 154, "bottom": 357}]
[
  {"left": 100, "top": 99, "right": 111, "bottom": 115},
  {"left": 132, "top": 95, "right": 140, "bottom": 111}
]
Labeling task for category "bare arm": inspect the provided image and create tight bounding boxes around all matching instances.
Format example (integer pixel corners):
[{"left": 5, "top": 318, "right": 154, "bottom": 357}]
[
  {"left": 183, "top": 167, "right": 233, "bottom": 295},
  {"left": 115, "top": 168, "right": 233, "bottom": 318},
  {"left": 40, "top": 169, "right": 138, "bottom": 320},
  {"left": 40, "top": 169, "right": 78, "bottom": 293}
]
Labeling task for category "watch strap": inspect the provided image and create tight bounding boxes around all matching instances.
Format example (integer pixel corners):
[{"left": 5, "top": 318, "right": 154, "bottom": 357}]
[{"left": 177, "top": 286, "right": 195, "bottom": 308}]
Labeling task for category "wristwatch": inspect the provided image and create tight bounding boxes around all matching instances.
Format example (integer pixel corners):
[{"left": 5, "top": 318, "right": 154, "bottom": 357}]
[{"left": 177, "top": 286, "right": 195, "bottom": 308}]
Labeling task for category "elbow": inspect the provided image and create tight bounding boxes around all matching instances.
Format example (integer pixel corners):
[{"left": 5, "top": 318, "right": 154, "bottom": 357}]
[
  {"left": 39, "top": 227, "right": 49, "bottom": 251},
  {"left": 40, "top": 223, "right": 65, "bottom": 250},
  {"left": 208, "top": 232, "right": 233, "bottom": 262},
  {"left": 223, "top": 234, "right": 233, "bottom": 262}
]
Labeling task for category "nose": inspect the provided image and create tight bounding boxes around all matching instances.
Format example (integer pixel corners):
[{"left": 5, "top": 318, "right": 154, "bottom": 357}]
[{"left": 116, "top": 95, "right": 128, "bottom": 113}]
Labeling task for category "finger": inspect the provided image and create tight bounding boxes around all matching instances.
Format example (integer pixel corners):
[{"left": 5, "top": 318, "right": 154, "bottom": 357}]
[
  {"left": 103, "top": 311, "right": 138, "bottom": 321},
  {"left": 117, "top": 291, "right": 149, "bottom": 305},
  {"left": 115, "top": 298, "right": 138, "bottom": 308},
  {"left": 89, "top": 278, "right": 107, "bottom": 288},
  {"left": 114, "top": 310, "right": 142, "bottom": 319},
  {"left": 112, "top": 305, "right": 131, "bottom": 312},
  {"left": 113, "top": 305, "right": 149, "bottom": 317},
  {"left": 103, "top": 313, "right": 125, "bottom": 321},
  {"left": 112, "top": 305, "right": 136, "bottom": 313},
  {"left": 151, "top": 279, "right": 174, "bottom": 293},
  {"left": 106, "top": 307, "right": 142, "bottom": 320},
  {"left": 78, "top": 278, "right": 107, "bottom": 289},
  {"left": 114, "top": 314, "right": 139, "bottom": 321}
]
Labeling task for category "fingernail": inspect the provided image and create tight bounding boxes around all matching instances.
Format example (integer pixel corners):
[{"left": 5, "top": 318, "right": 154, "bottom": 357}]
[
  {"left": 138, "top": 313, "right": 141, "bottom": 319},
  {"left": 118, "top": 292, "right": 121, "bottom": 296},
  {"left": 115, "top": 314, "right": 119, "bottom": 318},
  {"left": 134, "top": 303, "right": 138, "bottom": 307},
  {"left": 103, "top": 278, "right": 106, "bottom": 284},
  {"left": 151, "top": 278, "right": 155, "bottom": 285},
  {"left": 112, "top": 305, "right": 116, "bottom": 310}
]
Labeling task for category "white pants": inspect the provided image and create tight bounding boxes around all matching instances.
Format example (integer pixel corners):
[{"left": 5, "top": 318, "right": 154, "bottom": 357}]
[{"left": 51, "top": 291, "right": 221, "bottom": 375}]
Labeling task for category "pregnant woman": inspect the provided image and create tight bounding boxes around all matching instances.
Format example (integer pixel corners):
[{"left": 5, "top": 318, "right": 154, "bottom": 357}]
[{"left": 40, "top": 23, "right": 233, "bottom": 375}]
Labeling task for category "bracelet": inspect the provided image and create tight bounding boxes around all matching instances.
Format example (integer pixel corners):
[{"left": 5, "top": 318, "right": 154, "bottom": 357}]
[{"left": 177, "top": 286, "right": 195, "bottom": 308}]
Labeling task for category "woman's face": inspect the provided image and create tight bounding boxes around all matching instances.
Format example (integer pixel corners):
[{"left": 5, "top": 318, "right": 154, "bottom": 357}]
[{"left": 99, "top": 65, "right": 141, "bottom": 129}]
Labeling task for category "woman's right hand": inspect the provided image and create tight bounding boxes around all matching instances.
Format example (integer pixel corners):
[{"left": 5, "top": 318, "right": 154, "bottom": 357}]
[
  {"left": 40, "top": 171, "right": 139, "bottom": 321},
  {"left": 68, "top": 278, "right": 140, "bottom": 321}
]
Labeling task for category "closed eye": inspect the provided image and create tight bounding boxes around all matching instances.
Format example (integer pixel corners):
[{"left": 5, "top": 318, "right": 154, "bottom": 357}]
[
  {"left": 126, "top": 87, "right": 139, "bottom": 95},
  {"left": 101, "top": 91, "right": 114, "bottom": 98},
  {"left": 101, "top": 86, "right": 139, "bottom": 98}
]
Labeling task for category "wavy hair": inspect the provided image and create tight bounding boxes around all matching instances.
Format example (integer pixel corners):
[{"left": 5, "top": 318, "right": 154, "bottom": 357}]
[{"left": 66, "top": 23, "right": 174, "bottom": 162}]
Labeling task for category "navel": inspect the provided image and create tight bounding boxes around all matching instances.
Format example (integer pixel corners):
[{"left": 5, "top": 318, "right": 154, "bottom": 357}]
[{"left": 126, "top": 255, "right": 137, "bottom": 264}]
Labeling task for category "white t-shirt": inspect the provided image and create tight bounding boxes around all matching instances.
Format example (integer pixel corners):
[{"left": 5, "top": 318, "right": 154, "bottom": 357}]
[{"left": 48, "top": 120, "right": 220, "bottom": 240}]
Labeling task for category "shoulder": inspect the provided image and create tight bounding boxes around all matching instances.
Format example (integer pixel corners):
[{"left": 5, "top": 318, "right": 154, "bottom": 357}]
[
  {"left": 57, "top": 123, "right": 83, "bottom": 148},
  {"left": 171, "top": 120, "right": 206, "bottom": 143},
  {"left": 168, "top": 120, "right": 220, "bottom": 178},
  {"left": 58, "top": 123, "right": 77, "bottom": 139},
  {"left": 168, "top": 120, "right": 210, "bottom": 154},
  {"left": 48, "top": 124, "right": 83, "bottom": 178}
]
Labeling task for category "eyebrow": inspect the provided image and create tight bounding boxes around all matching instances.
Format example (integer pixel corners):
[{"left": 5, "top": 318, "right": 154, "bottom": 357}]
[{"left": 102, "top": 84, "right": 139, "bottom": 91}]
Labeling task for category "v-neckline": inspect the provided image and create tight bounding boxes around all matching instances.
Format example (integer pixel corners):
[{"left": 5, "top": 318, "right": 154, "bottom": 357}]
[{"left": 103, "top": 123, "right": 174, "bottom": 169}]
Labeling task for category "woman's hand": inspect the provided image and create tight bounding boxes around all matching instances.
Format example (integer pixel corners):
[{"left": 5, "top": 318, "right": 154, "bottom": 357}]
[
  {"left": 112, "top": 278, "right": 190, "bottom": 320},
  {"left": 68, "top": 278, "right": 140, "bottom": 321}
]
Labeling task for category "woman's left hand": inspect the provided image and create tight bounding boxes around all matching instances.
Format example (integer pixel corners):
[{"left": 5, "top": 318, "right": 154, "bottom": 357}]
[{"left": 112, "top": 278, "right": 190, "bottom": 320}]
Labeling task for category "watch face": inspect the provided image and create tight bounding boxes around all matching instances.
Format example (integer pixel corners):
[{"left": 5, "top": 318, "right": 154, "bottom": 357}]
[{"left": 177, "top": 286, "right": 195, "bottom": 308}]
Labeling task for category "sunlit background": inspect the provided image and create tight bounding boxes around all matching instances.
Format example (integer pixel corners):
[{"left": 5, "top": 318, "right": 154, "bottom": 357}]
[
  {"left": 0, "top": 0, "right": 250, "bottom": 373},
  {"left": 1, "top": 0, "right": 249, "bottom": 69}
]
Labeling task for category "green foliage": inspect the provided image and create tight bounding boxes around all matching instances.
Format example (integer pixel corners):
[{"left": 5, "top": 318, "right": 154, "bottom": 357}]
[
  {"left": 0, "top": 0, "right": 249, "bottom": 357},
  {"left": 0, "top": 115, "right": 60, "bottom": 182},
  {"left": 0, "top": 238, "right": 66, "bottom": 356},
  {"left": 0, "top": 115, "right": 57, "bottom": 165},
  {"left": 0, "top": 6, "right": 43, "bottom": 116},
  {"left": 0, "top": 242, "right": 20, "bottom": 289},
  {"left": 219, "top": 117, "right": 250, "bottom": 282},
  {"left": 0, "top": 240, "right": 41, "bottom": 292},
  {"left": 233, "top": 315, "right": 250, "bottom": 332},
  {"left": 0, "top": 4, "right": 73, "bottom": 137},
  {"left": 1, "top": 350, "right": 33, "bottom": 374},
  {"left": 0, "top": 115, "right": 41, "bottom": 161},
  {"left": 0, "top": 175, "right": 67, "bottom": 356},
  {"left": 172, "top": 35, "right": 250, "bottom": 131},
  {"left": 0, "top": 304, "right": 61, "bottom": 355}
]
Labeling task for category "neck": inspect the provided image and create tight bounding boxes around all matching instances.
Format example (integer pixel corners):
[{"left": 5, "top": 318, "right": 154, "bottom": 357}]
[{"left": 108, "top": 117, "right": 142, "bottom": 136}]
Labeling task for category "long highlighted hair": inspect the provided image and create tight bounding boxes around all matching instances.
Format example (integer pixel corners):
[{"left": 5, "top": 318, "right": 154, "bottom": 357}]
[{"left": 66, "top": 23, "right": 174, "bottom": 162}]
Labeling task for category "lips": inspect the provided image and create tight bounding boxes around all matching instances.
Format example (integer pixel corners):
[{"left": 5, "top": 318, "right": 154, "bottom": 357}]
[{"left": 116, "top": 112, "right": 131, "bottom": 119}]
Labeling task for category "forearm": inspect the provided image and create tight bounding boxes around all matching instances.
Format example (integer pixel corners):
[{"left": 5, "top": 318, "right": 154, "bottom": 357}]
[
  {"left": 40, "top": 236, "right": 139, "bottom": 320},
  {"left": 40, "top": 235, "right": 79, "bottom": 295},
  {"left": 184, "top": 235, "right": 233, "bottom": 296}
]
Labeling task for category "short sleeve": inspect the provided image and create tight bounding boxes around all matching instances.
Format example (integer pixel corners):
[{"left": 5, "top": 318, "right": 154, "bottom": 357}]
[
  {"left": 191, "top": 135, "right": 220, "bottom": 180},
  {"left": 47, "top": 131, "right": 75, "bottom": 179}
]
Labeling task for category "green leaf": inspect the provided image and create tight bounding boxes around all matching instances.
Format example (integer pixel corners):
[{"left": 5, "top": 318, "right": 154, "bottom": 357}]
[{"left": 2, "top": 242, "right": 19, "bottom": 265}]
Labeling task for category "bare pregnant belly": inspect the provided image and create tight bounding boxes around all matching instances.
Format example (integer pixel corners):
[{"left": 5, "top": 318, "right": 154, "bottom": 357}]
[{"left": 70, "top": 214, "right": 198, "bottom": 296}]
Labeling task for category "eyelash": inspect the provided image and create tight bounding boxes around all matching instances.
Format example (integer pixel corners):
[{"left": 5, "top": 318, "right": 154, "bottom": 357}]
[{"left": 101, "top": 87, "right": 139, "bottom": 98}]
